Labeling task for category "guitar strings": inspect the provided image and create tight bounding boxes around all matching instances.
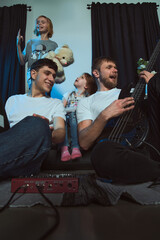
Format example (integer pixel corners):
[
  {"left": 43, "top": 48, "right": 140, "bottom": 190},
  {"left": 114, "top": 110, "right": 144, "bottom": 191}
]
[
  {"left": 109, "top": 80, "right": 145, "bottom": 143},
  {"left": 108, "top": 82, "right": 145, "bottom": 143},
  {"left": 109, "top": 87, "right": 144, "bottom": 143},
  {"left": 108, "top": 79, "right": 144, "bottom": 140}
]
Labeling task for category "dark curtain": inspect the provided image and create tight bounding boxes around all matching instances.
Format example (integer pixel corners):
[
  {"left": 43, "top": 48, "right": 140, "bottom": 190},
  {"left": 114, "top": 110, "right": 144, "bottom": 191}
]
[
  {"left": 0, "top": 4, "right": 27, "bottom": 103},
  {"left": 91, "top": 2, "right": 160, "bottom": 88}
]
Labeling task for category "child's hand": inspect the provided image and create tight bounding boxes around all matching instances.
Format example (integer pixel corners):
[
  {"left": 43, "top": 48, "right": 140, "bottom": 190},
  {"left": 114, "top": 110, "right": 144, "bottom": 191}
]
[{"left": 17, "top": 29, "right": 23, "bottom": 46}]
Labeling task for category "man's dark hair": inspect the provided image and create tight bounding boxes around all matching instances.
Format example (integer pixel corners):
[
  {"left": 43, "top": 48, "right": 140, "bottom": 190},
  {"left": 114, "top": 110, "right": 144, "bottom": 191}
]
[
  {"left": 30, "top": 58, "right": 58, "bottom": 73},
  {"left": 92, "top": 56, "right": 117, "bottom": 72}
]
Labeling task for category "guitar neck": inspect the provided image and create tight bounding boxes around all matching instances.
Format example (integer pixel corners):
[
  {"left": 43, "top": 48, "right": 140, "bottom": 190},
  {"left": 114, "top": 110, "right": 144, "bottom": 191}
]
[{"left": 131, "top": 39, "right": 160, "bottom": 100}]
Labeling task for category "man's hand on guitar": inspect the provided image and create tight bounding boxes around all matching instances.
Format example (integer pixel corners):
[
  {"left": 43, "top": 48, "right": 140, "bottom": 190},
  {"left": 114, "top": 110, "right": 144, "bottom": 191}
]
[
  {"left": 139, "top": 70, "right": 154, "bottom": 84},
  {"left": 102, "top": 97, "right": 135, "bottom": 120}
]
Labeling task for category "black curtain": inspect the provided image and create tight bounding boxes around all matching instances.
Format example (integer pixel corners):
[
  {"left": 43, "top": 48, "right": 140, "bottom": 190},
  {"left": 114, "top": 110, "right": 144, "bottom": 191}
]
[
  {"left": 91, "top": 2, "right": 160, "bottom": 88},
  {"left": 0, "top": 4, "right": 27, "bottom": 103}
]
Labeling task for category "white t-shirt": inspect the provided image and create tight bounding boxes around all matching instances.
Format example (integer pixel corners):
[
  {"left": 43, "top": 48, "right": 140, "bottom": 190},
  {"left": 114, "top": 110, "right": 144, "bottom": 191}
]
[
  {"left": 77, "top": 88, "right": 121, "bottom": 123},
  {"left": 5, "top": 94, "right": 66, "bottom": 128}
]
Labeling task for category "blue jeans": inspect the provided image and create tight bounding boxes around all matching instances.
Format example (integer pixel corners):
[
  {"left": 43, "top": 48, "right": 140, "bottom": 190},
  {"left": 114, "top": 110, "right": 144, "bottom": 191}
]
[
  {"left": 0, "top": 116, "right": 52, "bottom": 179},
  {"left": 63, "top": 112, "right": 79, "bottom": 149}
]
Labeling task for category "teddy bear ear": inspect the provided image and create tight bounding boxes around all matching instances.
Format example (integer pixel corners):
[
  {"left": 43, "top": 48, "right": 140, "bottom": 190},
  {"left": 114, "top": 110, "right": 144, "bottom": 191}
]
[{"left": 62, "top": 44, "right": 69, "bottom": 48}]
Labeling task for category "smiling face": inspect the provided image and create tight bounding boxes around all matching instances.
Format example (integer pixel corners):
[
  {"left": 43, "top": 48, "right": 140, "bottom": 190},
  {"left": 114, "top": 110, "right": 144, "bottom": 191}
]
[
  {"left": 36, "top": 17, "right": 49, "bottom": 35},
  {"left": 31, "top": 66, "right": 56, "bottom": 97}
]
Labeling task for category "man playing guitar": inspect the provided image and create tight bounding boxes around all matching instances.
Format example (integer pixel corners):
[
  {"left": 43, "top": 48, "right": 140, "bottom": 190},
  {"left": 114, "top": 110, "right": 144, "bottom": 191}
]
[{"left": 77, "top": 57, "right": 160, "bottom": 184}]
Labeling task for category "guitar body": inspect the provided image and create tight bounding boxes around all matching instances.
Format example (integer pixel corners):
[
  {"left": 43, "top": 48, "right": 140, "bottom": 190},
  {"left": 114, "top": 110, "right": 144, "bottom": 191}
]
[
  {"left": 118, "top": 105, "right": 149, "bottom": 147},
  {"left": 117, "top": 83, "right": 149, "bottom": 147},
  {"left": 97, "top": 96, "right": 149, "bottom": 148}
]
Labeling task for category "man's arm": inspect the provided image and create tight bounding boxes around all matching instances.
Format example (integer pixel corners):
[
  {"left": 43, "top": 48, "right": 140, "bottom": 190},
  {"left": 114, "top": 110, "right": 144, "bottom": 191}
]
[
  {"left": 52, "top": 117, "right": 65, "bottom": 144},
  {"left": 78, "top": 97, "right": 135, "bottom": 150},
  {"left": 33, "top": 114, "right": 65, "bottom": 144},
  {"left": 78, "top": 117, "right": 106, "bottom": 150}
]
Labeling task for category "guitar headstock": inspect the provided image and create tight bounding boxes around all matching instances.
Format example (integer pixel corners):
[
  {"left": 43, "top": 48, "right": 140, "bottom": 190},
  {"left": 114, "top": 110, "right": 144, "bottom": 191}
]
[{"left": 137, "top": 58, "right": 148, "bottom": 74}]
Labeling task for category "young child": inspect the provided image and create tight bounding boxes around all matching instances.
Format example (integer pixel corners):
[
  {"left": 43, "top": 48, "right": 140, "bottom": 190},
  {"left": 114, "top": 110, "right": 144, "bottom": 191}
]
[
  {"left": 17, "top": 15, "right": 58, "bottom": 89},
  {"left": 61, "top": 73, "right": 97, "bottom": 161}
]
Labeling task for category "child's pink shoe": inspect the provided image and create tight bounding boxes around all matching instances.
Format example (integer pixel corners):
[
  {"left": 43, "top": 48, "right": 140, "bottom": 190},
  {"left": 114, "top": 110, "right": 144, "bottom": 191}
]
[
  {"left": 61, "top": 146, "right": 71, "bottom": 161},
  {"left": 71, "top": 148, "right": 82, "bottom": 160}
]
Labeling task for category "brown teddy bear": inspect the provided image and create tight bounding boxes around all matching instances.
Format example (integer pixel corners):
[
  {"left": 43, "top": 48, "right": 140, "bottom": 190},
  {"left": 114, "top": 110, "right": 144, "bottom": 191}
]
[{"left": 42, "top": 44, "right": 74, "bottom": 83}]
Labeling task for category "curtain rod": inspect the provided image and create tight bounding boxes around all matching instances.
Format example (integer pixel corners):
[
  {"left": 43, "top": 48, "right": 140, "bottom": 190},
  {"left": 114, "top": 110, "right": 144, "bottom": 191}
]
[
  {"left": 27, "top": 6, "right": 32, "bottom": 11},
  {"left": 87, "top": 3, "right": 159, "bottom": 9},
  {"left": 87, "top": 4, "right": 91, "bottom": 9}
]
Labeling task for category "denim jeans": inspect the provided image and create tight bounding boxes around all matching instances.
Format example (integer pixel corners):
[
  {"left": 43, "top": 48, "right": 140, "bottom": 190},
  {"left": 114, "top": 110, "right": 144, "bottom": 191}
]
[
  {"left": 0, "top": 116, "right": 52, "bottom": 179},
  {"left": 63, "top": 112, "right": 79, "bottom": 149}
]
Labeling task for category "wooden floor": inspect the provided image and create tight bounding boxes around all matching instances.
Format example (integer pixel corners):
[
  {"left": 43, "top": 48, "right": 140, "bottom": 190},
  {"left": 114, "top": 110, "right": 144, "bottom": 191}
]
[{"left": 0, "top": 199, "right": 160, "bottom": 240}]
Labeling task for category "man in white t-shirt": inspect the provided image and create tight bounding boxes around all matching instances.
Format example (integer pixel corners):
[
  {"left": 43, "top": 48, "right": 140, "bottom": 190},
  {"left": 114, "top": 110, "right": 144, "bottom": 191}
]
[
  {"left": 0, "top": 58, "right": 65, "bottom": 179},
  {"left": 77, "top": 56, "right": 160, "bottom": 184}
]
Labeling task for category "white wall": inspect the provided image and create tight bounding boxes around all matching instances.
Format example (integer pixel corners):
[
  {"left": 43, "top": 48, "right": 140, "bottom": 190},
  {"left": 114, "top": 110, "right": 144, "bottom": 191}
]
[{"left": 0, "top": 0, "right": 160, "bottom": 99}]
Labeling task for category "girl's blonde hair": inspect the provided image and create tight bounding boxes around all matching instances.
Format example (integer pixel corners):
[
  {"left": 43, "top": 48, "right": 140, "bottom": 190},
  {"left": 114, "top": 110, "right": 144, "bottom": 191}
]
[{"left": 34, "top": 15, "right": 53, "bottom": 38}]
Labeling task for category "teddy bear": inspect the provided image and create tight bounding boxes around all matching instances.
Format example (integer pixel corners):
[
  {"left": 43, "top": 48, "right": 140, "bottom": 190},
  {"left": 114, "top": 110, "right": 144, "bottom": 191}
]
[{"left": 42, "top": 44, "right": 74, "bottom": 83}]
